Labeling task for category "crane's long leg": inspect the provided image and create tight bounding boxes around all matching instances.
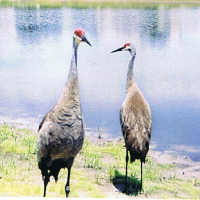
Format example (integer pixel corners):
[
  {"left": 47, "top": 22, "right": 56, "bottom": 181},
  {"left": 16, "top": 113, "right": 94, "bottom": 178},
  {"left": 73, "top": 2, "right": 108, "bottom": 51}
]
[
  {"left": 43, "top": 175, "right": 50, "bottom": 197},
  {"left": 65, "top": 158, "right": 74, "bottom": 198},
  {"left": 140, "top": 160, "right": 143, "bottom": 192},
  {"left": 125, "top": 148, "right": 129, "bottom": 193},
  {"left": 65, "top": 166, "right": 72, "bottom": 198}
]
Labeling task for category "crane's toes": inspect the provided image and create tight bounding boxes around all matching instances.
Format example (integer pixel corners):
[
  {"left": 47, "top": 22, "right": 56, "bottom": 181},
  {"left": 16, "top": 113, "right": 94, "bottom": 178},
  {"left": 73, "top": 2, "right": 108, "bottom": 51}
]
[
  {"left": 65, "top": 186, "right": 70, "bottom": 198},
  {"left": 139, "top": 184, "right": 143, "bottom": 193}
]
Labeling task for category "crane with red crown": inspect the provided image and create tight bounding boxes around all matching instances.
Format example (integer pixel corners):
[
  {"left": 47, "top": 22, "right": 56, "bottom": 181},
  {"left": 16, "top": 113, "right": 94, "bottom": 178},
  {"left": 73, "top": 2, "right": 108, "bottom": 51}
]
[
  {"left": 111, "top": 42, "right": 152, "bottom": 193},
  {"left": 37, "top": 29, "right": 91, "bottom": 198}
]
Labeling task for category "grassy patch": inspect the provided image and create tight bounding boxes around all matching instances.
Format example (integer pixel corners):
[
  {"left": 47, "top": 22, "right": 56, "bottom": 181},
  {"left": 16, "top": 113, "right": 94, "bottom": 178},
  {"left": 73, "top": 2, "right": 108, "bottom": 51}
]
[
  {"left": 0, "top": 124, "right": 200, "bottom": 198},
  {"left": 0, "top": 124, "right": 37, "bottom": 156},
  {"left": 81, "top": 140, "right": 103, "bottom": 169}
]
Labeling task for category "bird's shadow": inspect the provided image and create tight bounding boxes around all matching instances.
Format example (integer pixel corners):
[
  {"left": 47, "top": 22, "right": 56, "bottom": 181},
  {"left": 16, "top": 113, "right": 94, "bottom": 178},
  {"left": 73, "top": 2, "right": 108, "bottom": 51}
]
[{"left": 111, "top": 169, "right": 142, "bottom": 196}]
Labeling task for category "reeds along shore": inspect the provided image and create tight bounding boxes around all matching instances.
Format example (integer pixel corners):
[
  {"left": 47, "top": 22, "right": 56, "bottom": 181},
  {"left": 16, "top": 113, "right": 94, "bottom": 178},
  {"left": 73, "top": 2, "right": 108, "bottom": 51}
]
[{"left": 1, "top": 0, "right": 200, "bottom": 8}]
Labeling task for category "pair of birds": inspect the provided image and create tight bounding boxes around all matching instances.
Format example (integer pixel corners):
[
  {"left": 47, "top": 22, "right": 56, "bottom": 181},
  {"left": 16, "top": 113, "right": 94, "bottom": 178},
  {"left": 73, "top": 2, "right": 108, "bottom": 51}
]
[{"left": 37, "top": 29, "right": 152, "bottom": 197}]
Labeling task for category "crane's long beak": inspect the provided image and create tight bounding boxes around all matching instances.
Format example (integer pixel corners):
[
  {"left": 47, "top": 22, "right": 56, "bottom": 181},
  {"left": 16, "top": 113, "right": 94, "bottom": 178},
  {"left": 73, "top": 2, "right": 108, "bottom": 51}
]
[
  {"left": 111, "top": 46, "right": 124, "bottom": 53},
  {"left": 82, "top": 35, "right": 92, "bottom": 46}
]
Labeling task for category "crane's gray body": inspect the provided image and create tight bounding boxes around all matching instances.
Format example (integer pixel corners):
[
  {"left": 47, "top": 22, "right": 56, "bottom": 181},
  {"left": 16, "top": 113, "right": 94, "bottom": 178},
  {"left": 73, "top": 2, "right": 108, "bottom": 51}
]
[
  {"left": 120, "top": 54, "right": 152, "bottom": 163},
  {"left": 37, "top": 48, "right": 84, "bottom": 180}
]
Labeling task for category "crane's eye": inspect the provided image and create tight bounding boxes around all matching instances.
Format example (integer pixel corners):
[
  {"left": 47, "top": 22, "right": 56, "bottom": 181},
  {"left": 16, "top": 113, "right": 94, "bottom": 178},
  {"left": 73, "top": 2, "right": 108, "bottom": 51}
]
[
  {"left": 49, "top": 132, "right": 53, "bottom": 136},
  {"left": 124, "top": 45, "right": 131, "bottom": 51}
]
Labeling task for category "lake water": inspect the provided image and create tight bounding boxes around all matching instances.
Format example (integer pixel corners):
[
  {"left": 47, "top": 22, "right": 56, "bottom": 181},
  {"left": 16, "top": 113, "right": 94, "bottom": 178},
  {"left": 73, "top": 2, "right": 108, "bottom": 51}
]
[{"left": 0, "top": 6, "right": 200, "bottom": 160}]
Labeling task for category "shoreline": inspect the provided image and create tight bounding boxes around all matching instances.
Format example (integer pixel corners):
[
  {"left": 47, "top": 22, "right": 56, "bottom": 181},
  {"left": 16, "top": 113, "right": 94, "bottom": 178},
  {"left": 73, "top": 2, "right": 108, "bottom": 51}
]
[
  {"left": 86, "top": 132, "right": 200, "bottom": 180},
  {"left": 1, "top": 0, "right": 200, "bottom": 8},
  {"left": 1, "top": 119, "right": 200, "bottom": 180},
  {"left": 1, "top": 118, "right": 200, "bottom": 163}
]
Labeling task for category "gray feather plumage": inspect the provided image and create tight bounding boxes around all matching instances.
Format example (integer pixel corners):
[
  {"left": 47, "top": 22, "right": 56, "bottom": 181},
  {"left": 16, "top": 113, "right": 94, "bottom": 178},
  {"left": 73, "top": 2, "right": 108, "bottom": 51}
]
[
  {"left": 120, "top": 52, "right": 152, "bottom": 163},
  {"left": 37, "top": 45, "right": 84, "bottom": 174}
]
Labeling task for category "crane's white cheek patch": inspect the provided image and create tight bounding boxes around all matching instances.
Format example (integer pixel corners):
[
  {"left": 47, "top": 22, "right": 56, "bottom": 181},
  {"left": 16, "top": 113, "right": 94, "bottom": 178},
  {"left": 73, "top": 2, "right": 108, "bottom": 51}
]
[{"left": 74, "top": 34, "right": 82, "bottom": 41}]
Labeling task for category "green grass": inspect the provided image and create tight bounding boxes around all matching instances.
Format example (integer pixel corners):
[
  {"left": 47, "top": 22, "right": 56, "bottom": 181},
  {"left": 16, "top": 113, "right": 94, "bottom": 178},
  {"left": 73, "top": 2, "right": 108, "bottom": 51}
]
[
  {"left": 0, "top": 124, "right": 200, "bottom": 198},
  {"left": 0, "top": 124, "right": 37, "bottom": 155},
  {"left": 80, "top": 140, "right": 103, "bottom": 169}
]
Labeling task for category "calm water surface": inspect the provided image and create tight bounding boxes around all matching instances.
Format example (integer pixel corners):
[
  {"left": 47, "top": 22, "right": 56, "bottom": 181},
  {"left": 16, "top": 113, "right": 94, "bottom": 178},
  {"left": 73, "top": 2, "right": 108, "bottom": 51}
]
[{"left": 0, "top": 6, "right": 200, "bottom": 160}]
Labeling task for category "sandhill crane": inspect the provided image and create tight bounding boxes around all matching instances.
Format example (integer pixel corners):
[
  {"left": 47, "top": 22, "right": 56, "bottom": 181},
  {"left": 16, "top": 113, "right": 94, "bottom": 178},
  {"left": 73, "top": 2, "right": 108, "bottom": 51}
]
[
  {"left": 37, "top": 29, "right": 91, "bottom": 198},
  {"left": 111, "top": 42, "right": 152, "bottom": 193}
]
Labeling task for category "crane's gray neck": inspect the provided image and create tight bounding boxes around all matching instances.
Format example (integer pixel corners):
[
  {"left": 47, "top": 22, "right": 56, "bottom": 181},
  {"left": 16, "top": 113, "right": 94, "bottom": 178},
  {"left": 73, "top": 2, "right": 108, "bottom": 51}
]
[
  {"left": 67, "top": 38, "right": 79, "bottom": 83},
  {"left": 126, "top": 53, "right": 136, "bottom": 90},
  {"left": 53, "top": 38, "right": 82, "bottom": 119},
  {"left": 73, "top": 38, "right": 78, "bottom": 65},
  {"left": 61, "top": 39, "right": 80, "bottom": 103}
]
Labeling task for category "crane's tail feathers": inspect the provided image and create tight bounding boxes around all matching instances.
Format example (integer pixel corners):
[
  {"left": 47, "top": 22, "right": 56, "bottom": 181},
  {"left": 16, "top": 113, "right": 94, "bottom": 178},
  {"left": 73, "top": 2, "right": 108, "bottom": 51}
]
[
  {"left": 52, "top": 168, "right": 61, "bottom": 182},
  {"left": 129, "top": 150, "right": 146, "bottom": 163},
  {"left": 130, "top": 153, "right": 136, "bottom": 163}
]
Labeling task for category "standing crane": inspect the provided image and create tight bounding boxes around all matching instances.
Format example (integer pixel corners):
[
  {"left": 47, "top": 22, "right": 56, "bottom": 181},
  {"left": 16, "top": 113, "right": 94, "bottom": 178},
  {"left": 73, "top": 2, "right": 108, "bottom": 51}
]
[
  {"left": 111, "top": 42, "right": 152, "bottom": 193},
  {"left": 37, "top": 29, "right": 91, "bottom": 198}
]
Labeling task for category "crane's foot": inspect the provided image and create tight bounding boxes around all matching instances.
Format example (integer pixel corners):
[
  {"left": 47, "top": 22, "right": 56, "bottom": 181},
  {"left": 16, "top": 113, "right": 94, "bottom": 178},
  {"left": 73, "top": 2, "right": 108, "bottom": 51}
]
[
  {"left": 65, "top": 185, "right": 70, "bottom": 198},
  {"left": 139, "top": 183, "right": 143, "bottom": 193},
  {"left": 43, "top": 175, "right": 50, "bottom": 197}
]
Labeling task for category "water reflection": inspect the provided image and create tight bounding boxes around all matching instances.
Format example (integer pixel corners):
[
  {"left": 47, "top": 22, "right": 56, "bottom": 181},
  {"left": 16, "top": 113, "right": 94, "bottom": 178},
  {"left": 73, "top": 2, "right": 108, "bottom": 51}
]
[
  {"left": 139, "top": 7, "right": 170, "bottom": 47},
  {"left": 15, "top": 8, "right": 63, "bottom": 44},
  {"left": 0, "top": 6, "right": 200, "bottom": 160},
  {"left": 70, "top": 9, "right": 97, "bottom": 37}
]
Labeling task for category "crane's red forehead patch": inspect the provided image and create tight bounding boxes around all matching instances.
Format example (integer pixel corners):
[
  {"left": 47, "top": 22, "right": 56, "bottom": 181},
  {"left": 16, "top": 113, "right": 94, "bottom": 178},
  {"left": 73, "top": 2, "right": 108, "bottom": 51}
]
[
  {"left": 74, "top": 29, "right": 85, "bottom": 37},
  {"left": 124, "top": 42, "right": 131, "bottom": 47}
]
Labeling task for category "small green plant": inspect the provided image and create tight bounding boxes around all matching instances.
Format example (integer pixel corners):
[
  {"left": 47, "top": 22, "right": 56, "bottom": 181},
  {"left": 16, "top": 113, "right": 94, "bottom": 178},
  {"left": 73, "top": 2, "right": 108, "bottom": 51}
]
[
  {"left": 80, "top": 139, "right": 103, "bottom": 169},
  {"left": 0, "top": 124, "right": 37, "bottom": 155},
  {"left": 0, "top": 124, "right": 15, "bottom": 143},
  {"left": 82, "top": 150, "right": 102, "bottom": 169},
  {"left": 22, "top": 135, "right": 37, "bottom": 154}
]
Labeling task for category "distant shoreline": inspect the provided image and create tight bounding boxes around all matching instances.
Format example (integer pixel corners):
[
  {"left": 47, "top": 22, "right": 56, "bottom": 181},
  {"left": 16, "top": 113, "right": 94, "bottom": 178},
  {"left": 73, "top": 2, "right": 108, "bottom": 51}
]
[{"left": 1, "top": 0, "right": 200, "bottom": 8}]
